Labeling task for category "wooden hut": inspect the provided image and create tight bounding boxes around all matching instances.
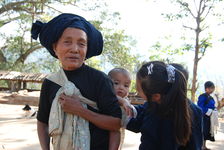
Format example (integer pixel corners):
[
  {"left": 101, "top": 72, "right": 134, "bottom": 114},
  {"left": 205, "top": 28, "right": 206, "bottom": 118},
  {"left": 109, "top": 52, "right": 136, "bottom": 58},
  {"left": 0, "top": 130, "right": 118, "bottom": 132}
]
[{"left": 0, "top": 70, "right": 48, "bottom": 92}]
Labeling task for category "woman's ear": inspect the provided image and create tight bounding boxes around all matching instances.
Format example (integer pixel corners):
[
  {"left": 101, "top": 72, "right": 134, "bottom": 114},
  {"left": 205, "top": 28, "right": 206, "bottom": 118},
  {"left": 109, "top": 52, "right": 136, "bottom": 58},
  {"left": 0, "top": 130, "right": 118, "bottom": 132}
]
[
  {"left": 53, "top": 44, "right": 56, "bottom": 52},
  {"left": 52, "top": 43, "right": 58, "bottom": 57},
  {"left": 152, "top": 94, "right": 161, "bottom": 103}
]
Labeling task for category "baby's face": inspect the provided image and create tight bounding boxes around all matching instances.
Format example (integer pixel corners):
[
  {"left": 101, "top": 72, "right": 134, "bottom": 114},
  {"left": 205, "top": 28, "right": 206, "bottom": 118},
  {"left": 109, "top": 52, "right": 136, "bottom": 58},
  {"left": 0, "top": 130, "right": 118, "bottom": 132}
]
[{"left": 111, "top": 72, "right": 131, "bottom": 98}]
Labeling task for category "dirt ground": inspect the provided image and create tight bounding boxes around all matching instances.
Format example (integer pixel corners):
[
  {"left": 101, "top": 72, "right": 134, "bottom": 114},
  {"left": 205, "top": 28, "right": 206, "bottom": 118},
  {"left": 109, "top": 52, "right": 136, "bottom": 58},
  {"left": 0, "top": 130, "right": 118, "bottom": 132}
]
[{"left": 0, "top": 104, "right": 224, "bottom": 150}]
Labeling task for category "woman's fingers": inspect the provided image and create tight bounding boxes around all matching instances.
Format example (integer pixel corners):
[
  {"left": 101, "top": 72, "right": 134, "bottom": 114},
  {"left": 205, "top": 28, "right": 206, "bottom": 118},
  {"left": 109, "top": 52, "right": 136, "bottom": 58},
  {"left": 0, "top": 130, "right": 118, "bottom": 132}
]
[{"left": 58, "top": 93, "right": 84, "bottom": 114}]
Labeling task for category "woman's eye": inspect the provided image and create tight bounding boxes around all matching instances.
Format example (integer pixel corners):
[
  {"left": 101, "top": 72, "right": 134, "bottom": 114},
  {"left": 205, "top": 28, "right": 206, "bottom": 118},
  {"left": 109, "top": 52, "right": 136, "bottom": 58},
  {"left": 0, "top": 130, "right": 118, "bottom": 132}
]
[{"left": 64, "top": 40, "right": 71, "bottom": 44}]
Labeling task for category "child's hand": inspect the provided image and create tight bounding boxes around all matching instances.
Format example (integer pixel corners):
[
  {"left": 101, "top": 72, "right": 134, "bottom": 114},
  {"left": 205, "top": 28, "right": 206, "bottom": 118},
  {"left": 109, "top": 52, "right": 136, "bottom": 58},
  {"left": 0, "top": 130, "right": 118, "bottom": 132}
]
[{"left": 117, "top": 96, "right": 133, "bottom": 117}]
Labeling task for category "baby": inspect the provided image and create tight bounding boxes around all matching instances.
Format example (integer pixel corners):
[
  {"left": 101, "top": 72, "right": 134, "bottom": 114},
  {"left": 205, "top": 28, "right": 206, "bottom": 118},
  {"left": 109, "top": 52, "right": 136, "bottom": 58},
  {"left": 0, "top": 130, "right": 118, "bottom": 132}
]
[{"left": 108, "top": 68, "right": 132, "bottom": 150}]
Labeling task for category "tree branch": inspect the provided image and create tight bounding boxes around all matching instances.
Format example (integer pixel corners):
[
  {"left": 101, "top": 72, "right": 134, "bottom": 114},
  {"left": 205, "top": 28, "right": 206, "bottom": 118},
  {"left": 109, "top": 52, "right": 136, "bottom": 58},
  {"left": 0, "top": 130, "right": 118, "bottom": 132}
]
[
  {"left": 198, "top": 45, "right": 208, "bottom": 61},
  {"left": 0, "top": 0, "right": 42, "bottom": 14},
  {"left": 194, "top": 0, "right": 198, "bottom": 12},
  {"left": 0, "top": 46, "right": 7, "bottom": 63},
  {"left": 177, "top": 0, "right": 196, "bottom": 18},
  {"left": 201, "top": 0, "right": 215, "bottom": 21},
  {"left": 44, "top": 4, "right": 63, "bottom": 13},
  {"left": 183, "top": 25, "right": 195, "bottom": 31},
  {"left": 201, "top": 25, "right": 209, "bottom": 31},
  {"left": 196, "top": 82, "right": 199, "bottom": 91},
  {"left": 12, "top": 7, "right": 34, "bottom": 14},
  {"left": 15, "top": 44, "right": 43, "bottom": 64},
  {"left": 0, "top": 16, "right": 21, "bottom": 27},
  {"left": 200, "top": 2, "right": 207, "bottom": 15}
]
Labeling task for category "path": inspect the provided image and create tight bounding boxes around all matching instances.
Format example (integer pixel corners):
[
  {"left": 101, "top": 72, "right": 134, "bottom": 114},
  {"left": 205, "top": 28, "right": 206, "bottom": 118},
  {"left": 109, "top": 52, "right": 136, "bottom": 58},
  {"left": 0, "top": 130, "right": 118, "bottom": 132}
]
[{"left": 0, "top": 104, "right": 223, "bottom": 150}]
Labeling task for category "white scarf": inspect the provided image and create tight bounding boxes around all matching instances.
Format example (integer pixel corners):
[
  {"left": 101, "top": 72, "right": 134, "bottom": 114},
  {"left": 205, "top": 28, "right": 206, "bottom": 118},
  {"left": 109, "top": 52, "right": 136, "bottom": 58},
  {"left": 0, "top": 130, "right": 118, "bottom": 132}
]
[
  {"left": 210, "top": 110, "right": 219, "bottom": 137},
  {"left": 47, "top": 69, "right": 97, "bottom": 150}
]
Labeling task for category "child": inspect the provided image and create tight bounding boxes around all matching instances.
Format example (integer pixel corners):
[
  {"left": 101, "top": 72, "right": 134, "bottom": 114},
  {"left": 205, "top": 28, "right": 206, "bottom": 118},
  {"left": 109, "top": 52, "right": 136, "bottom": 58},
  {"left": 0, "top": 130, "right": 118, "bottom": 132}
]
[
  {"left": 108, "top": 68, "right": 132, "bottom": 150},
  {"left": 126, "top": 61, "right": 192, "bottom": 150},
  {"left": 197, "top": 81, "right": 218, "bottom": 150},
  {"left": 171, "top": 63, "right": 203, "bottom": 150}
]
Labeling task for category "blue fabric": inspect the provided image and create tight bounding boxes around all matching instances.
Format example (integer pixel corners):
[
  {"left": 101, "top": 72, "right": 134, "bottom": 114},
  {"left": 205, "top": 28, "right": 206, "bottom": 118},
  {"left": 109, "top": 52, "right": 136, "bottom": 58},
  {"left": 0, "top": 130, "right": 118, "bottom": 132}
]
[
  {"left": 197, "top": 93, "right": 215, "bottom": 114},
  {"left": 127, "top": 102, "right": 178, "bottom": 150},
  {"left": 31, "top": 13, "right": 103, "bottom": 59},
  {"left": 179, "top": 100, "right": 203, "bottom": 150},
  {"left": 197, "top": 93, "right": 216, "bottom": 141},
  {"left": 127, "top": 101, "right": 203, "bottom": 150}
]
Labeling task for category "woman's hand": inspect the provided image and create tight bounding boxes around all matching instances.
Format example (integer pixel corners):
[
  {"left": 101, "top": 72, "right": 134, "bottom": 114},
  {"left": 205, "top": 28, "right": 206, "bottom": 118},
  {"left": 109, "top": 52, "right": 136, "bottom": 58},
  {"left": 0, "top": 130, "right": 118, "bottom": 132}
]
[
  {"left": 59, "top": 93, "right": 84, "bottom": 115},
  {"left": 117, "top": 96, "right": 133, "bottom": 117},
  {"left": 59, "top": 93, "right": 121, "bottom": 131}
]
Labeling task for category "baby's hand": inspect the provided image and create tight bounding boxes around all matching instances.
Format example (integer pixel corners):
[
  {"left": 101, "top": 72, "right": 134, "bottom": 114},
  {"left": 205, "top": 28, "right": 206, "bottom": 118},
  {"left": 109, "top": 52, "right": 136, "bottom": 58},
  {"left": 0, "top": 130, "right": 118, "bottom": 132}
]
[{"left": 117, "top": 96, "right": 133, "bottom": 117}]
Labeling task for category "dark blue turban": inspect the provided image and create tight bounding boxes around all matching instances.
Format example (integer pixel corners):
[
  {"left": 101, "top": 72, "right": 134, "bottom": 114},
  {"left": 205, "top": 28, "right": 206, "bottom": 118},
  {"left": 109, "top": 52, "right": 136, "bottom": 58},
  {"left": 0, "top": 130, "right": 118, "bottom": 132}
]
[{"left": 31, "top": 13, "right": 103, "bottom": 59}]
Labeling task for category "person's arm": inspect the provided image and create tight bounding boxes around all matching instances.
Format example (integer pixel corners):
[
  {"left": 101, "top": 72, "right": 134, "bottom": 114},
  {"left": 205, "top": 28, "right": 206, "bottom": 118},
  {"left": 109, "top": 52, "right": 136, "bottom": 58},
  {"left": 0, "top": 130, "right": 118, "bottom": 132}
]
[
  {"left": 37, "top": 121, "right": 50, "bottom": 150},
  {"left": 59, "top": 93, "right": 121, "bottom": 131},
  {"left": 197, "top": 95, "right": 211, "bottom": 115},
  {"left": 117, "top": 96, "right": 133, "bottom": 116},
  {"left": 126, "top": 103, "right": 147, "bottom": 133},
  {"left": 36, "top": 79, "right": 54, "bottom": 150},
  {"left": 109, "top": 131, "right": 121, "bottom": 150}
]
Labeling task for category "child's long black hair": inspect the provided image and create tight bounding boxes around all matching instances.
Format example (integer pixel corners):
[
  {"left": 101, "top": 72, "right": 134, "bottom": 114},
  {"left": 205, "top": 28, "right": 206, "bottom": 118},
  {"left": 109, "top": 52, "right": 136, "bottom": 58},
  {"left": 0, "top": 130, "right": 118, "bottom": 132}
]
[{"left": 137, "top": 61, "right": 191, "bottom": 146}]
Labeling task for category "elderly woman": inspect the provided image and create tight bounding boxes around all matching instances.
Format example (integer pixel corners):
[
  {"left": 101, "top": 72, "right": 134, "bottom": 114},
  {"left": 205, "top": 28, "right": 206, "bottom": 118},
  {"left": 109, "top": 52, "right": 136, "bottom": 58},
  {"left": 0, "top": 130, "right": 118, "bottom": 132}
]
[{"left": 31, "top": 13, "right": 122, "bottom": 150}]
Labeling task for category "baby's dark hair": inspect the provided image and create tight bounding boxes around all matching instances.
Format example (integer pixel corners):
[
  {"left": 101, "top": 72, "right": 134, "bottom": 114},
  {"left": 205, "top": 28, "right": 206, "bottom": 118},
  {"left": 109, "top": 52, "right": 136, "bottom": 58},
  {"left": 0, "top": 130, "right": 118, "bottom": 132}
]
[
  {"left": 137, "top": 61, "right": 191, "bottom": 146},
  {"left": 108, "top": 68, "right": 130, "bottom": 79},
  {"left": 204, "top": 81, "right": 215, "bottom": 89}
]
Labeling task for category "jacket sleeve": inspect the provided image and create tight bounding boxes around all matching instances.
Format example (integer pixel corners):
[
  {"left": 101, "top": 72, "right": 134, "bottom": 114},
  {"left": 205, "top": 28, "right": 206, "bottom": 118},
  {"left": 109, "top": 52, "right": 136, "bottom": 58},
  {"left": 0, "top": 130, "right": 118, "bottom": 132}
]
[
  {"left": 126, "top": 103, "right": 146, "bottom": 133},
  {"left": 197, "top": 95, "right": 208, "bottom": 114}
]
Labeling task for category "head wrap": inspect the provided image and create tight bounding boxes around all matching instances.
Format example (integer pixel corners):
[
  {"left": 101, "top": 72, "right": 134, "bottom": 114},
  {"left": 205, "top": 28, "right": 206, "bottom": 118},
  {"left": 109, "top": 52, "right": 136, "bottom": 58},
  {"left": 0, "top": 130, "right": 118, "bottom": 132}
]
[{"left": 31, "top": 13, "right": 103, "bottom": 59}]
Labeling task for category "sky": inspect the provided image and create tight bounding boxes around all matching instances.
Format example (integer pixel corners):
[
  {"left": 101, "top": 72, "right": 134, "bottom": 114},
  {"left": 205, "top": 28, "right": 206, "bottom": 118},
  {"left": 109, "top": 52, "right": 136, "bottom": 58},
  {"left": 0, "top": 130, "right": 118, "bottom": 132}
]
[
  {"left": 105, "top": 0, "right": 224, "bottom": 96},
  {"left": 48, "top": 0, "right": 224, "bottom": 96}
]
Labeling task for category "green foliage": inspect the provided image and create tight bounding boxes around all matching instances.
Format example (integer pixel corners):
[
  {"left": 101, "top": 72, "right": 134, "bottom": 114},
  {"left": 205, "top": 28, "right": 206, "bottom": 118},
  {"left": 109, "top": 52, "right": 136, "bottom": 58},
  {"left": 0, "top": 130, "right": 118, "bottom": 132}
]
[
  {"left": 130, "top": 79, "right": 137, "bottom": 93},
  {"left": 85, "top": 58, "right": 102, "bottom": 70},
  {"left": 0, "top": 0, "right": 140, "bottom": 76},
  {"left": 148, "top": 41, "right": 184, "bottom": 63},
  {"left": 162, "top": 0, "right": 223, "bottom": 101},
  {"left": 103, "top": 30, "right": 139, "bottom": 73}
]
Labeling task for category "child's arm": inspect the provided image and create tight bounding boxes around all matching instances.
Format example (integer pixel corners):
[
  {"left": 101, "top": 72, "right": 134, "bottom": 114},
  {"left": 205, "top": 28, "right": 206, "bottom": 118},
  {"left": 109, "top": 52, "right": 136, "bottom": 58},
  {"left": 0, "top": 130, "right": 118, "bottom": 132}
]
[
  {"left": 117, "top": 96, "right": 133, "bottom": 116},
  {"left": 109, "top": 131, "right": 121, "bottom": 150}
]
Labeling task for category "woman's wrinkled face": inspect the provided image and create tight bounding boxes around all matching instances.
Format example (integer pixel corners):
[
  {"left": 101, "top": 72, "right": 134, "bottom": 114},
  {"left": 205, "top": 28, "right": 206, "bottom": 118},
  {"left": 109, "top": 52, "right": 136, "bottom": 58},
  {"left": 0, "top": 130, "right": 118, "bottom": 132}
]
[{"left": 54, "top": 27, "right": 87, "bottom": 70}]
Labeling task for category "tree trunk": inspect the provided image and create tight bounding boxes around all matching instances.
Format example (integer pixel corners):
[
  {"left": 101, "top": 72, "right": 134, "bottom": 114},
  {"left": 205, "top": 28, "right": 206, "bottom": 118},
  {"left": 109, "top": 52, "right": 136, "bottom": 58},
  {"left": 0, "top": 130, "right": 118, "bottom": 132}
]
[{"left": 191, "top": 15, "right": 201, "bottom": 102}]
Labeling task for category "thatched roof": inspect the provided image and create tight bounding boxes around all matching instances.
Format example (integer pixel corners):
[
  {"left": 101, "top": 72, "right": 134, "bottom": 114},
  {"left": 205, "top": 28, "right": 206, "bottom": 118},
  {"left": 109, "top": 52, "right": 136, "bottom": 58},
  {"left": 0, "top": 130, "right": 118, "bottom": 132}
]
[{"left": 0, "top": 71, "right": 47, "bottom": 83}]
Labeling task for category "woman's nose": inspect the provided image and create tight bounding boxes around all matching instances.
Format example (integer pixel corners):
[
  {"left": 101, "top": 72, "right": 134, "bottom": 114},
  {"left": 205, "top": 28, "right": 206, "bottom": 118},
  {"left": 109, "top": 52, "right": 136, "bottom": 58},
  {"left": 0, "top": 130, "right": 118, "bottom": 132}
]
[{"left": 70, "top": 44, "right": 78, "bottom": 53}]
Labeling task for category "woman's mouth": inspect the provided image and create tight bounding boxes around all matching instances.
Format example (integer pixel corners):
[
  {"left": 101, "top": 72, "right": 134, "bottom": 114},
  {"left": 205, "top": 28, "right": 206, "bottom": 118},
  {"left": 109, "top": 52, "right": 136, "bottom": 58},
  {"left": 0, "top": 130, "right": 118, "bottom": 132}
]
[{"left": 67, "top": 56, "right": 79, "bottom": 61}]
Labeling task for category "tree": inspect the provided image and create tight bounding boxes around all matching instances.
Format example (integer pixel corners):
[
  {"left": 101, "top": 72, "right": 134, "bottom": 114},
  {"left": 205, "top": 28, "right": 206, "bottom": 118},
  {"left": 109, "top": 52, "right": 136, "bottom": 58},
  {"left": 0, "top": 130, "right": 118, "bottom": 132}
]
[
  {"left": 164, "top": 0, "right": 221, "bottom": 101},
  {"left": 0, "top": 0, "right": 72, "bottom": 72},
  {"left": 0, "top": 0, "right": 139, "bottom": 75},
  {"left": 148, "top": 41, "right": 185, "bottom": 63},
  {"left": 90, "top": 8, "right": 140, "bottom": 74}
]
